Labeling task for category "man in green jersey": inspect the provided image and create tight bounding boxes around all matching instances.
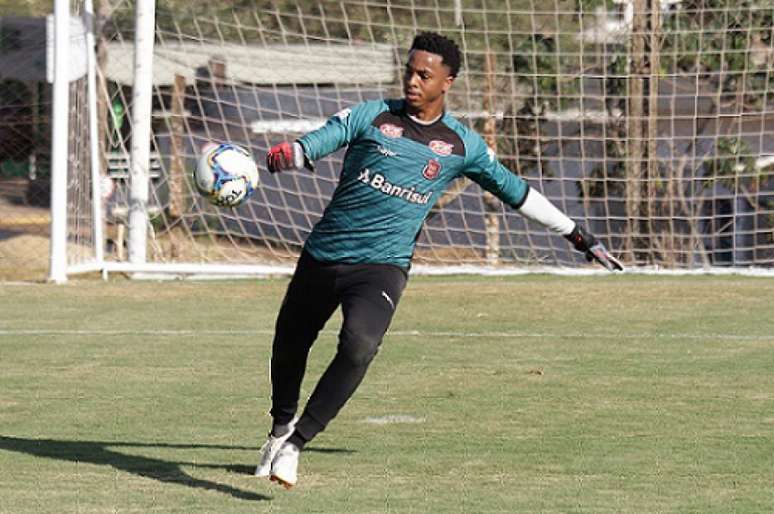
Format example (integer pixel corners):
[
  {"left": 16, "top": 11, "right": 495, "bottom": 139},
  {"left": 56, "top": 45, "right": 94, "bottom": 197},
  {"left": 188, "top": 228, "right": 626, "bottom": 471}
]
[{"left": 255, "top": 32, "right": 623, "bottom": 489}]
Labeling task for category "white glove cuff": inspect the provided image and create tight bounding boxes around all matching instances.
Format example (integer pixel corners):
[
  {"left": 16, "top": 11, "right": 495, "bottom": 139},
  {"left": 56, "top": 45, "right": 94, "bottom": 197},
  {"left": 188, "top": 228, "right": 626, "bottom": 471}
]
[
  {"left": 517, "top": 189, "right": 576, "bottom": 236},
  {"left": 292, "top": 142, "right": 306, "bottom": 170}
]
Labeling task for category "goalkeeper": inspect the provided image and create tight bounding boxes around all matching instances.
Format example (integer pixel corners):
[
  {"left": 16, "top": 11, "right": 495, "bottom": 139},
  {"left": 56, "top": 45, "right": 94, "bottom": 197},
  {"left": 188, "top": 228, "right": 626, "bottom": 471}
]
[{"left": 255, "top": 31, "right": 623, "bottom": 489}]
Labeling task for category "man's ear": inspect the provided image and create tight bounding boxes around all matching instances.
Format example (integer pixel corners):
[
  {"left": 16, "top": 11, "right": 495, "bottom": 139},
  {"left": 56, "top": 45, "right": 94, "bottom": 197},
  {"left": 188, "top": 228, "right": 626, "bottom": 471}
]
[{"left": 442, "top": 75, "right": 455, "bottom": 94}]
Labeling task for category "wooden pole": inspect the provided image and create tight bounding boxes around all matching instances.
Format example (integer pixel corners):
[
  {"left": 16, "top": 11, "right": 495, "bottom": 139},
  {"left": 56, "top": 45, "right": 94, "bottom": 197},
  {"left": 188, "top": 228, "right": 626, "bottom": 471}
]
[
  {"left": 166, "top": 74, "right": 187, "bottom": 259},
  {"left": 627, "top": 0, "right": 648, "bottom": 263},
  {"left": 96, "top": 0, "right": 109, "bottom": 178},
  {"left": 168, "top": 74, "right": 186, "bottom": 220},
  {"left": 647, "top": 0, "right": 662, "bottom": 264},
  {"left": 482, "top": 50, "right": 500, "bottom": 265}
]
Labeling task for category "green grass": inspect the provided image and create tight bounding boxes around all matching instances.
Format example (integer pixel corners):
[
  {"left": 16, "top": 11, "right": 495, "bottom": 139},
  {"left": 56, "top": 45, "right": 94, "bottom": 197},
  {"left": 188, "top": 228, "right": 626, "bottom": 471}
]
[{"left": 1, "top": 275, "right": 773, "bottom": 513}]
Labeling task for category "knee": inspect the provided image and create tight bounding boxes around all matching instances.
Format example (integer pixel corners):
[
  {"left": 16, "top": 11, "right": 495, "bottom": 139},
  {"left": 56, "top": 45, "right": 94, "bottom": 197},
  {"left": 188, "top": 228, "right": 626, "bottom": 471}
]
[{"left": 338, "top": 327, "right": 381, "bottom": 367}]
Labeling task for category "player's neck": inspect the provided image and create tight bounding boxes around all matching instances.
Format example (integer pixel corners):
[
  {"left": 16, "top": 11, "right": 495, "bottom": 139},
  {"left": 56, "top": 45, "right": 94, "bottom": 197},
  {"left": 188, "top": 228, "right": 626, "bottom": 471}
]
[
  {"left": 405, "top": 103, "right": 445, "bottom": 125},
  {"left": 408, "top": 111, "right": 443, "bottom": 126}
]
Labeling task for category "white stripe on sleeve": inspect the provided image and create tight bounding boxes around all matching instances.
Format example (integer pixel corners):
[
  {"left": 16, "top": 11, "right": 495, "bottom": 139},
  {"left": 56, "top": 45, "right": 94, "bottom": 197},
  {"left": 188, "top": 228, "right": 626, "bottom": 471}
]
[{"left": 517, "top": 189, "right": 576, "bottom": 236}]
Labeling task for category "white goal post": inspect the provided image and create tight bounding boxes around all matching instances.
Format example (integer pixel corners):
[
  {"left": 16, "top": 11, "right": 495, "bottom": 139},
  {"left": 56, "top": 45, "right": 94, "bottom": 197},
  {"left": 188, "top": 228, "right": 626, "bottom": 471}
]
[
  {"left": 51, "top": 0, "right": 774, "bottom": 281},
  {"left": 49, "top": 0, "right": 103, "bottom": 283}
]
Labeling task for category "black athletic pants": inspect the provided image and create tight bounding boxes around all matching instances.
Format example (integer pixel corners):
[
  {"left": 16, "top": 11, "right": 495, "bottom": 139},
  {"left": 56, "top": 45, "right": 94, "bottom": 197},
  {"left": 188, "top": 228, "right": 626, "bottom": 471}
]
[{"left": 269, "top": 250, "right": 408, "bottom": 446}]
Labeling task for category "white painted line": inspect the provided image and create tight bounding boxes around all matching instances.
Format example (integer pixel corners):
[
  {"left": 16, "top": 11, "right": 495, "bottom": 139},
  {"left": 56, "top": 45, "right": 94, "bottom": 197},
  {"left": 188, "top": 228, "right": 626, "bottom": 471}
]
[
  {"left": 363, "top": 415, "right": 426, "bottom": 425},
  {"left": 0, "top": 329, "right": 770, "bottom": 341}
]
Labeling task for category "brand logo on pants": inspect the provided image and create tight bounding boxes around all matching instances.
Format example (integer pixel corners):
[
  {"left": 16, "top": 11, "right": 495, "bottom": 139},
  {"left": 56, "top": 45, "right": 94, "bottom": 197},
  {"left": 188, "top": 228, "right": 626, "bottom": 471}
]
[{"left": 381, "top": 291, "right": 395, "bottom": 310}]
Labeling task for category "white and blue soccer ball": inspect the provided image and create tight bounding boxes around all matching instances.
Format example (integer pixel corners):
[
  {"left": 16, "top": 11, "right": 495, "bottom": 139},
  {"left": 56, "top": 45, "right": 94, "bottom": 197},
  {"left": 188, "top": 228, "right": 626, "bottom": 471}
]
[{"left": 194, "top": 142, "right": 259, "bottom": 207}]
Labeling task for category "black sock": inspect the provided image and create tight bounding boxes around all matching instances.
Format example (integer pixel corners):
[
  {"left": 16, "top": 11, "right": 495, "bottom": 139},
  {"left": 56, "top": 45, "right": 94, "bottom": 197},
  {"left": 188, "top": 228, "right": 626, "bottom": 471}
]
[{"left": 287, "top": 430, "right": 308, "bottom": 450}]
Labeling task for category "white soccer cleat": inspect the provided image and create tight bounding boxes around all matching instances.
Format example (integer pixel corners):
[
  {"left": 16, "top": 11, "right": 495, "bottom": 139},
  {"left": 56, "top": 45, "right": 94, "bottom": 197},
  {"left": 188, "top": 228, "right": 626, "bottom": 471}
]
[
  {"left": 269, "top": 441, "right": 300, "bottom": 489},
  {"left": 254, "top": 418, "right": 297, "bottom": 478}
]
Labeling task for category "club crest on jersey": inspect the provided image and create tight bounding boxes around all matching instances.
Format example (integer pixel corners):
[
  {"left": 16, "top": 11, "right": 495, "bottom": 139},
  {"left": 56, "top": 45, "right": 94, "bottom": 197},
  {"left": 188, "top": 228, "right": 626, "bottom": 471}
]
[
  {"left": 379, "top": 123, "right": 404, "bottom": 138},
  {"left": 422, "top": 158, "right": 442, "bottom": 180},
  {"left": 429, "top": 140, "right": 453, "bottom": 156}
]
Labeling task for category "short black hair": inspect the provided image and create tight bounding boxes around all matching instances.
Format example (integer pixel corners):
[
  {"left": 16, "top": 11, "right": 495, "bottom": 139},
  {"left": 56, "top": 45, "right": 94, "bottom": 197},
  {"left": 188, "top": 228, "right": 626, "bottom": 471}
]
[{"left": 409, "top": 32, "right": 461, "bottom": 78}]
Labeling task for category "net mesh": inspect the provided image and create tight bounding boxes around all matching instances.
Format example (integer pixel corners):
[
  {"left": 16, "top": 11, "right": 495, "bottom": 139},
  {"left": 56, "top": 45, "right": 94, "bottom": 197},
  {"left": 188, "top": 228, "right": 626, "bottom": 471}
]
[
  {"left": 78, "top": 1, "right": 774, "bottom": 271},
  {"left": 63, "top": 1, "right": 98, "bottom": 270},
  {"left": 0, "top": 16, "right": 51, "bottom": 279}
]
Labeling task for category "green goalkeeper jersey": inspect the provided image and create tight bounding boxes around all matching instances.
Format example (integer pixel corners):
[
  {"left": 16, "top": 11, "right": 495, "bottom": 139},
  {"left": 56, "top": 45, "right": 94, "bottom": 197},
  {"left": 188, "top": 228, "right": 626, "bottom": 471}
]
[{"left": 297, "top": 98, "right": 529, "bottom": 268}]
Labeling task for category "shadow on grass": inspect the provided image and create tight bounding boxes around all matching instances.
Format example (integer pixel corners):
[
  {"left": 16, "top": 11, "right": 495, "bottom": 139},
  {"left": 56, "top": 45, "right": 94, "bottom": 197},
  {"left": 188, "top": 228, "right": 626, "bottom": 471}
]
[
  {"left": 0, "top": 435, "right": 272, "bottom": 501},
  {"left": 195, "top": 446, "right": 355, "bottom": 477},
  {"left": 304, "top": 446, "right": 356, "bottom": 454}
]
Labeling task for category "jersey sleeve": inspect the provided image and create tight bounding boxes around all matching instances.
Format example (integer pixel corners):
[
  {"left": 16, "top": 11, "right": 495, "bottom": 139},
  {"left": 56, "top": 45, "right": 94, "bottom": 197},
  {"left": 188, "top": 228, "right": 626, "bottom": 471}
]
[
  {"left": 296, "top": 101, "right": 375, "bottom": 162},
  {"left": 462, "top": 134, "right": 529, "bottom": 209}
]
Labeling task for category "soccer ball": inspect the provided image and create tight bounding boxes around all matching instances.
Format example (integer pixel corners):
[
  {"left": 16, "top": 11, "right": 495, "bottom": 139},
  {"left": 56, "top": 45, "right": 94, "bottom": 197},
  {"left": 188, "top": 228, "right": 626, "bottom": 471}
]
[{"left": 194, "top": 142, "right": 259, "bottom": 207}]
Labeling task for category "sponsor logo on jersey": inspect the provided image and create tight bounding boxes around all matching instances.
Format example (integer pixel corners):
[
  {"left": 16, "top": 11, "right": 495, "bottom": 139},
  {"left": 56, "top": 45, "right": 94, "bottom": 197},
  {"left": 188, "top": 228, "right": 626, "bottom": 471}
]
[
  {"left": 377, "top": 146, "right": 397, "bottom": 157},
  {"left": 358, "top": 168, "right": 432, "bottom": 205},
  {"left": 429, "top": 140, "right": 453, "bottom": 156},
  {"left": 422, "top": 159, "right": 442, "bottom": 180},
  {"left": 379, "top": 123, "right": 404, "bottom": 138}
]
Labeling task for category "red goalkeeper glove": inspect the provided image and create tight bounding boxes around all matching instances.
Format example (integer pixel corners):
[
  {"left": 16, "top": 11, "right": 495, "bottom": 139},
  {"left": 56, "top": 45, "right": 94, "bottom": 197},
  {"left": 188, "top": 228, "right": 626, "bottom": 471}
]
[
  {"left": 266, "top": 142, "right": 295, "bottom": 174},
  {"left": 565, "top": 225, "right": 624, "bottom": 272}
]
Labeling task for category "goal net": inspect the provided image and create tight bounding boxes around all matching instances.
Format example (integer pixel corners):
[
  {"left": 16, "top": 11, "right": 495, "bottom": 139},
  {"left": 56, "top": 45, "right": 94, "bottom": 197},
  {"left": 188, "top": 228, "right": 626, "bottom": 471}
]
[{"left": 56, "top": 0, "right": 773, "bottom": 278}]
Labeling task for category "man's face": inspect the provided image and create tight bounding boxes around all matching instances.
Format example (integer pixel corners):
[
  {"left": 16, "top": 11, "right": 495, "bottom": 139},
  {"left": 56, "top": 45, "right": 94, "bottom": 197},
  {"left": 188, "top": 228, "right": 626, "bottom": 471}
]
[{"left": 403, "top": 50, "right": 454, "bottom": 110}]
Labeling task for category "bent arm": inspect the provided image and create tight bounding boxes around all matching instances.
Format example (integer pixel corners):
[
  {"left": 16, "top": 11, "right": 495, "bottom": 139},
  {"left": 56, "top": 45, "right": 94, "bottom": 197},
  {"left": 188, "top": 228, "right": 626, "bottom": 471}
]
[
  {"left": 297, "top": 105, "right": 366, "bottom": 165},
  {"left": 269, "top": 107, "right": 362, "bottom": 173}
]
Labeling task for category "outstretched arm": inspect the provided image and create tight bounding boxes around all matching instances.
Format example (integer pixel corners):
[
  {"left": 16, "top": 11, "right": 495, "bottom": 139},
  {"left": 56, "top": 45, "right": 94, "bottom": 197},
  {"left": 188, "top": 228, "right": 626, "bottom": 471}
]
[
  {"left": 517, "top": 188, "right": 624, "bottom": 272},
  {"left": 462, "top": 134, "right": 623, "bottom": 272}
]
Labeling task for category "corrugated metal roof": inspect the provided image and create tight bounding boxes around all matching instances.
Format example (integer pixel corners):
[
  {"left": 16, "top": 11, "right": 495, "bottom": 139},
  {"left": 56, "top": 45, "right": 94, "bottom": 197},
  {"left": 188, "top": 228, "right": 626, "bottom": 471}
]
[{"left": 103, "top": 41, "right": 397, "bottom": 86}]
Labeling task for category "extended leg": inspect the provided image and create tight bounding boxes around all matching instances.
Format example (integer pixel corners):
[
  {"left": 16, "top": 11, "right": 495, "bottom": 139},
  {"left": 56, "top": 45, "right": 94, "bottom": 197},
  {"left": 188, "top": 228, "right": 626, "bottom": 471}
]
[
  {"left": 290, "top": 263, "right": 407, "bottom": 447},
  {"left": 256, "top": 254, "right": 339, "bottom": 480},
  {"left": 269, "top": 254, "right": 338, "bottom": 426}
]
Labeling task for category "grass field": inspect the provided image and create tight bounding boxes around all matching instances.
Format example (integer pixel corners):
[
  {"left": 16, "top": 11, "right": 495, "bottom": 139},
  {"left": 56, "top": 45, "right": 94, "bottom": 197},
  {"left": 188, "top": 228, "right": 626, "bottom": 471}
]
[{"left": 1, "top": 275, "right": 773, "bottom": 513}]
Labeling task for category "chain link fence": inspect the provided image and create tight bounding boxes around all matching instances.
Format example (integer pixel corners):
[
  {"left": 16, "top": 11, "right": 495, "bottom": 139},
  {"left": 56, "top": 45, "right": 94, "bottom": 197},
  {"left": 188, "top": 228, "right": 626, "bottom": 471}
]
[{"left": 0, "top": 16, "right": 51, "bottom": 280}]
